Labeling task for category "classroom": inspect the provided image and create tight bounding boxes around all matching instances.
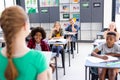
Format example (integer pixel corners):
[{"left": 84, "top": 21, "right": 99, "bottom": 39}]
[{"left": 0, "top": 0, "right": 120, "bottom": 80}]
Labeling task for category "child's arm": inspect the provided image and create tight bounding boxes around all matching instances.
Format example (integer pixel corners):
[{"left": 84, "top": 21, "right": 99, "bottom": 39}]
[
  {"left": 106, "top": 53, "right": 120, "bottom": 57},
  {"left": 49, "top": 29, "right": 55, "bottom": 39},
  {"left": 91, "top": 48, "right": 108, "bottom": 60}
]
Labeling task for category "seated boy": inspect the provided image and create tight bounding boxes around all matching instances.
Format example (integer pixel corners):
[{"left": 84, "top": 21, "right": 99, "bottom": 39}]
[{"left": 91, "top": 32, "right": 120, "bottom": 80}]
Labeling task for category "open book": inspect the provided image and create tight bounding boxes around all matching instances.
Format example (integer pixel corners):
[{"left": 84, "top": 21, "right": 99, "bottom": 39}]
[{"left": 86, "top": 56, "right": 119, "bottom": 63}]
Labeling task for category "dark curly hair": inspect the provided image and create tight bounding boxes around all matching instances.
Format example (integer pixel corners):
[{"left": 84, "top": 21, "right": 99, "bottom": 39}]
[
  {"left": 31, "top": 27, "right": 46, "bottom": 39},
  {"left": 107, "top": 32, "right": 116, "bottom": 37}
]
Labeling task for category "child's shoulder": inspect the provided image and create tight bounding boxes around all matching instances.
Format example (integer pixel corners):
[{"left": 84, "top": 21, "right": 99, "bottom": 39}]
[{"left": 114, "top": 43, "right": 120, "bottom": 47}]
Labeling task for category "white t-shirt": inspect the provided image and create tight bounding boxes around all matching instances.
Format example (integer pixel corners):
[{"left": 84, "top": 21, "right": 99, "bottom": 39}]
[
  {"left": 95, "top": 43, "right": 120, "bottom": 55},
  {"left": 35, "top": 43, "right": 41, "bottom": 51}
]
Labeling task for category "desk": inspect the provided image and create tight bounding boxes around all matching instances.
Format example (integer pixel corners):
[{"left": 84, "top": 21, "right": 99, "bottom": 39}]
[
  {"left": 42, "top": 51, "right": 54, "bottom": 63},
  {"left": 85, "top": 59, "right": 120, "bottom": 80},
  {"left": 48, "top": 38, "right": 67, "bottom": 80},
  {"left": 96, "top": 32, "right": 104, "bottom": 39},
  {"left": 64, "top": 31, "right": 78, "bottom": 58}
]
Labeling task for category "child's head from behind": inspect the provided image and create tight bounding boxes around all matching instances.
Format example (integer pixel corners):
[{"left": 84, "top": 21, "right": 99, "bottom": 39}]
[
  {"left": 31, "top": 27, "right": 46, "bottom": 43},
  {"left": 106, "top": 32, "right": 116, "bottom": 47},
  {"left": 0, "top": 6, "right": 28, "bottom": 80}
]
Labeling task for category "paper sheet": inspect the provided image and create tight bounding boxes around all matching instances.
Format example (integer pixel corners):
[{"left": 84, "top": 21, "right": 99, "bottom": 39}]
[
  {"left": 48, "top": 38, "right": 66, "bottom": 43},
  {"left": 86, "top": 56, "right": 119, "bottom": 63}
]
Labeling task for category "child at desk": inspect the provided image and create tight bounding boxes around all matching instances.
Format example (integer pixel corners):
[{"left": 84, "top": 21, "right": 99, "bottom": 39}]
[
  {"left": 49, "top": 21, "right": 64, "bottom": 57},
  {"left": 65, "top": 18, "right": 79, "bottom": 41},
  {"left": 91, "top": 32, "right": 120, "bottom": 80},
  {"left": 27, "top": 27, "right": 54, "bottom": 80},
  {"left": 65, "top": 18, "right": 79, "bottom": 52},
  {"left": 27, "top": 27, "right": 50, "bottom": 51}
]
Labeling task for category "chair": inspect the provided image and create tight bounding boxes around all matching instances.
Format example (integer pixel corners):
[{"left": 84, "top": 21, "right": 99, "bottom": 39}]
[
  {"left": 90, "top": 67, "right": 118, "bottom": 80},
  {"left": 50, "top": 44, "right": 65, "bottom": 74}
]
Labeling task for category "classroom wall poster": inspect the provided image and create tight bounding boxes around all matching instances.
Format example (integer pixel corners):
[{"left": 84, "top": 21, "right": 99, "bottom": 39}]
[
  {"left": 60, "top": 13, "right": 70, "bottom": 20},
  {"left": 63, "top": 13, "right": 70, "bottom": 19},
  {"left": 70, "top": 0, "right": 80, "bottom": 3},
  {"left": 40, "top": 0, "right": 59, "bottom": 7},
  {"left": 70, "top": 4, "right": 80, "bottom": 12},
  {"left": 25, "top": 0, "right": 38, "bottom": 14},
  {"left": 72, "top": 14, "right": 80, "bottom": 22},
  {"left": 60, "top": 4, "right": 69, "bottom": 12},
  {"left": 59, "top": 0, "right": 69, "bottom": 3}
]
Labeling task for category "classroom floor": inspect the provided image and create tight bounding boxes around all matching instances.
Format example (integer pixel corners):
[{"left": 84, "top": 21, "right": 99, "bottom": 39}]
[{"left": 52, "top": 43, "right": 120, "bottom": 80}]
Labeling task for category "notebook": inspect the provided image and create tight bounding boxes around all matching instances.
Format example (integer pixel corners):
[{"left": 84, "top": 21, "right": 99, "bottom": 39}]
[{"left": 86, "top": 56, "right": 119, "bottom": 63}]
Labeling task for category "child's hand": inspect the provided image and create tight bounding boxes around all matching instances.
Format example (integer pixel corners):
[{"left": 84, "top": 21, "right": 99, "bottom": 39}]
[
  {"left": 53, "top": 27, "right": 57, "bottom": 31},
  {"left": 100, "top": 55, "right": 108, "bottom": 60},
  {"left": 51, "top": 28, "right": 56, "bottom": 32}
]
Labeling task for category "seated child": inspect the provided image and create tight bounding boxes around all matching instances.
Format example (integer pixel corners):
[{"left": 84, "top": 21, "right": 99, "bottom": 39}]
[
  {"left": 49, "top": 21, "right": 64, "bottom": 57},
  {"left": 91, "top": 32, "right": 120, "bottom": 80},
  {"left": 27, "top": 27, "right": 50, "bottom": 51},
  {"left": 65, "top": 18, "right": 79, "bottom": 52},
  {"left": 27, "top": 27, "right": 55, "bottom": 80}
]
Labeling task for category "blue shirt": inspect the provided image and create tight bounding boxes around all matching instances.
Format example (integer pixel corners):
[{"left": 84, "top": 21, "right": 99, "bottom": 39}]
[
  {"left": 65, "top": 24, "right": 79, "bottom": 41},
  {"left": 65, "top": 24, "right": 79, "bottom": 32}
]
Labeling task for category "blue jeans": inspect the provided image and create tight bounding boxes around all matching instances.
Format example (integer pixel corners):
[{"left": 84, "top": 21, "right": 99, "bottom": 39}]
[{"left": 52, "top": 46, "right": 63, "bottom": 57}]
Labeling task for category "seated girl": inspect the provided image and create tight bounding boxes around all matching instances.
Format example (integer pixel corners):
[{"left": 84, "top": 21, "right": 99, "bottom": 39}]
[
  {"left": 27, "top": 27, "right": 54, "bottom": 80},
  {"left": 27, "top": 27, "right": 50, "bottom": 51},
  {"left": 49, "top": 21, "right": 64, "bottom": 57}
]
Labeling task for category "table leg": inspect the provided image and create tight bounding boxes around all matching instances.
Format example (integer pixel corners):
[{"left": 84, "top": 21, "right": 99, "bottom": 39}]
[
  {"left": 71, "top": 42, "right": 74, "bottom": 58},
  {"left": 85, "top": 66, "right": 87, "bottom": 80},
  {"left": 68, "top": 41, "right": 71, "bottom": 67},
  {"left": 77, "top": 41, "right": 79, "bottom": 53},
  {"left": 61, "top": 49, "right": 65, "bottom": 75},
  {"left": 55, "top": 57, "right": 58, "bottom": 80},
  {"left": 89, "top": 67, "right": 90, "bottom": 80}
]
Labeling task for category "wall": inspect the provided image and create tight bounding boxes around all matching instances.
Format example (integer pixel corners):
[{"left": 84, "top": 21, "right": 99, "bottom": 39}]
[
  {"left": 80, "top": 0, "right": 103, "bottom": 41},
  {"left": 103, "top": 0, "right": 112, "bottom": 28},
  {"left": 115, "top": 0, "right": 120, "bottom": 33}
]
